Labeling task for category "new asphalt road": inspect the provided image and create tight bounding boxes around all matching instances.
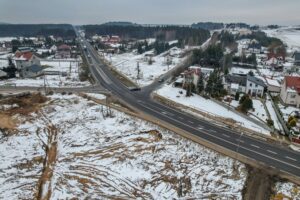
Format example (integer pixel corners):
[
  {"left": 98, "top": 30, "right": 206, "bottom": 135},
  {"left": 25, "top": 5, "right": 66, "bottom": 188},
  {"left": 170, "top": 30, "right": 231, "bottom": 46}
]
[{"left": 78, "top": 32, "right": 300, "bottom": 181}]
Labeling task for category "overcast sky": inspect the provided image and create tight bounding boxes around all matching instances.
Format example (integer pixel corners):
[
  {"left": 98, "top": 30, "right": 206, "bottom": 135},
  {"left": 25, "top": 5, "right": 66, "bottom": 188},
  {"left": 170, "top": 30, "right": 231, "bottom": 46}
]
[{"left": 0, "top": 0, "right": 299, "bottom": 25}]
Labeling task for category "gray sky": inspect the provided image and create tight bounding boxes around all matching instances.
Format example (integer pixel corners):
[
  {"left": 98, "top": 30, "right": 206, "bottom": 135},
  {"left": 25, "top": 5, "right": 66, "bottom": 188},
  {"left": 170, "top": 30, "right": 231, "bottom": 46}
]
[{"left": 0, "top": 0, "right": 299, "bottom": 25}]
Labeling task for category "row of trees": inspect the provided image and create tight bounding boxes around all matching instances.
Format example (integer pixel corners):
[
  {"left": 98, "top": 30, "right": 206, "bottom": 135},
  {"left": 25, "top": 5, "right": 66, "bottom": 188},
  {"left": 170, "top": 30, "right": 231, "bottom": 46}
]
[
  {"left": 192, "top": 44, "right": 224, "bottom": 67},
  {"left": 84, "top": 25, "right": 210, "bottom": 46},
  {"left": 0, "top": 24, "right": 75, "bottom": 38}
]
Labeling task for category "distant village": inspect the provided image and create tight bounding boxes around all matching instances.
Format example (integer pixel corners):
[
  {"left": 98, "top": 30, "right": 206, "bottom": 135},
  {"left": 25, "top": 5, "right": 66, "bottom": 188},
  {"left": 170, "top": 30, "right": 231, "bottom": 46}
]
[{"left": 1, "top": 24, "right": 300, "bottom": 144}]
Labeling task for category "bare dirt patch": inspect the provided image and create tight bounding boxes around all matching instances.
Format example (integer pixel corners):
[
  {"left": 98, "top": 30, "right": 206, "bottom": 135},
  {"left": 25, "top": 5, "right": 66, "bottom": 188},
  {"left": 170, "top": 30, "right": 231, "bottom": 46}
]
[
  {"left": 0, "top": 93, "right": 48, "bottom": 131},
  {"left": 243, "top": 166, "right": 276, "bottom": 200}
]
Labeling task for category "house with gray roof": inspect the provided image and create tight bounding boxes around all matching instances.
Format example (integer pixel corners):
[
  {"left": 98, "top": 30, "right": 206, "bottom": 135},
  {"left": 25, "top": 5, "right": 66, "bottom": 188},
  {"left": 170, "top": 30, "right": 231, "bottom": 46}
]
[
  {"left": 224, "top": 74, "right": 247, "bottom": 95},
  {"left": 21, "top": 64, "right": 44, "bottom": 78},
  {"left": 293, "top": 51, "right": 300, "bottom": 66},
  {"left": 246, "top": 75, "right": 266, "bottom": 97}
]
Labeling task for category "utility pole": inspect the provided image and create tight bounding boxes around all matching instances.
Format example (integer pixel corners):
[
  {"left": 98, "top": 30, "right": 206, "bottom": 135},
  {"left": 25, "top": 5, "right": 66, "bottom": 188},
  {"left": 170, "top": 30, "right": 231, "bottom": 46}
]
[
  {"left": 137, "top": 61, "right": 140, "bottom": 80},
  {"left": 43, "top": 74, "right": 47, "bottom": 94}
]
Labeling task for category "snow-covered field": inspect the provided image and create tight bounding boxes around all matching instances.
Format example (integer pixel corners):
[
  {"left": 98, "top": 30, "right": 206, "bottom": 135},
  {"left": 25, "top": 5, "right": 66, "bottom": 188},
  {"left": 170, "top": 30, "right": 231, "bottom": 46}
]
[
  {"left": 0, "top": 60, "right": 91, "bottom": 87},
  {"left": 263, "top": 27, "right": 300, "bottom": 53},
  {"left": 157, "top": 84, "right": 270, "bottom": 135},
  {"left": 104, "top": 47, "right": 184, "bottom": 87},
  {"left": 0, "top": 93, "right": 247, "bottom": 199},
  {"left": 0, "top": 37, "right": 16, "bottom": 42},
  {"left": 273, "top": 181, "right": 300, "bottom": 199}
]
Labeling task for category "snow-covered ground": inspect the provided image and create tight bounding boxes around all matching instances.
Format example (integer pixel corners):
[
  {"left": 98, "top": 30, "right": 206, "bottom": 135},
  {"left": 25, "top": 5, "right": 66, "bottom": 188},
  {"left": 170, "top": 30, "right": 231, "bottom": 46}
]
[
  {"left": 157, "top": 84, "right": 270, "bottom": 135},
  {"left": 0, "top": 128, "right": 44, "bottom": 199},
  {"left": 249, "top": 99, "right": 268, "bottom": 122},
  {"left": 0, "top": 60, "right": 91, "bottom": 87},
  {"left": 104, "top": 47, "right": 184, "bottom": 87},
  {"left": 0, "top": 37, "right": 16, "bottom": 42},
  {"left": 0, "top": 94, "right": 247, "bottom": 199},
  {"left": 265, "top": 96, "right": 283, "bottom": 131},
  {"left": 273, "top": 181, "right": 300, "bottom": 199},
  {"left": 278, "top": 103, "right": 299, "bottom": 122},
  {"left": 263, "top": 27, "right": 300, "bottom": 53}
]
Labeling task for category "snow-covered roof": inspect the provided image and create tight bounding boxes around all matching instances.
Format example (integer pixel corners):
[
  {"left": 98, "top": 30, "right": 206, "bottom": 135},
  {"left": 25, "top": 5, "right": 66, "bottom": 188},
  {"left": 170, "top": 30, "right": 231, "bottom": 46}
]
[
  {"left": 266, "top": 78, "right": 281, "bottom": 87},
  {"left": 175, "top": 77, "right": 184, "bottom": 83},
  {"left": 231, "top": 83, "right": 239, "bottom": 90}
]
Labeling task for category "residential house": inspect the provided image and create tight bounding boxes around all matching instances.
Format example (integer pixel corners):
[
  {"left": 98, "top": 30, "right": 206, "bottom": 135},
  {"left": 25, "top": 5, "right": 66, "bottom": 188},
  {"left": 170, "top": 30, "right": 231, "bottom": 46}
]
[
  {"left": 50, "top": 45, "right": 57, "bottom": 53},
  {"left": 292, "top": 51, "right": 300, "bottom": 66},
  {"left": 265, "top": 78, "right": 281, "bottom": 94},
  {"left": 20, "top": 64, "right": 44, "bottom": 78},
  {"left": 266, "top": 56, "right": 284, "bottom": 71},
  {"left": 15, "top": 51, "right": 41, "bottom": 70},
  {"left": 267, "top": 51, "right": 285, "bottom": 62},
  {"left": 16, "top": 47, "right": 34, "bottom": 54},
  {"left": 183, "top": 66, "right": 201, "bottom": 88},
  {"left": 280, "top": 76, "right": 300, "bottom": 107},
  {"left": 100, "top": 35, "right": 110, "bottom": 43},
  {"left": 247, "top": 39, "right": 262, "bottom": 54},
  {"left": 55, "top": 44, "right": 71, "bottom": 59},
  {"left": 224, "top": 74, "right": 247, "bottom": 95},
  {"left": 109, "top": 36, "right": 121, "bottom": 44},
  {"left": 246, "top": 75, "right": 266, "bottom": 97}
]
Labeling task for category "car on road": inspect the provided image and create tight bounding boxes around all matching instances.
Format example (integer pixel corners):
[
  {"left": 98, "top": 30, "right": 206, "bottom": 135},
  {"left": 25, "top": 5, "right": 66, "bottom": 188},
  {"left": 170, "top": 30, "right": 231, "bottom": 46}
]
[{"left": 128, "top": 87, "right": 141, "bottom": 91}]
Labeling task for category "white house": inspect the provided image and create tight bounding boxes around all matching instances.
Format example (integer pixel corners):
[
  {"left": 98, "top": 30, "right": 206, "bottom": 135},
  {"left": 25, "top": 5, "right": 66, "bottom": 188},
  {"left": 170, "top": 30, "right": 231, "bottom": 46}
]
[
  {"left": 182, "top": 66, "right": 202, "bottom": 88},
  {"left": 280, "top": 76, "right": 300, "bottom": 107},
  {"left": 224, "top": 74, "right": 247, "bottom": 95},
  {"left": 246, "top": 75, "right": 266, "bottom": 97},
  {"left": 265, "top": 78, "right": 281, "bottom": 93},
  {"left": 15, "top": 52, "right": 41, "bottom": 70}
]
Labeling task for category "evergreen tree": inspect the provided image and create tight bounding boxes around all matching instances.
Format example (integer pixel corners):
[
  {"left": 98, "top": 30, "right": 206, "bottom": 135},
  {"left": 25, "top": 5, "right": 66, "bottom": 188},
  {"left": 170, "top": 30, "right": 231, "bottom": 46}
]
[
  {"left": 137, "top": 43, "right": 143, "bottom": 54},
  {"left": 197, "top": 74, "right": 204, "bottom": 94},
  {"left": 239, "top": 95, "right": 253, "bottom": 112},
  {"left": 235, "top": 92, "right": 240, "bottom": 101},
  {"left": 2, "top": 57, "right": 17, "bottom": 78}
]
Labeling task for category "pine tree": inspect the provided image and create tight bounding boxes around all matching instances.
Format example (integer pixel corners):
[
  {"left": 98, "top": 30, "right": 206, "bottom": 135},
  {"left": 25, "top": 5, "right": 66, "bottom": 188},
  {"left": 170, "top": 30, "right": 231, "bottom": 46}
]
[{"left": 197, "top": 74, "right": 204, "bottom": 94}]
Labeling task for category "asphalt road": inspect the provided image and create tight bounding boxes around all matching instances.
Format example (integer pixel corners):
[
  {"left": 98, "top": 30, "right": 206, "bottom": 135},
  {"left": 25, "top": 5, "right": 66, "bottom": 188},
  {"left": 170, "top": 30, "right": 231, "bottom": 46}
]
[{"left": 78, "top": 32, "right": 300, "bottom": 180}]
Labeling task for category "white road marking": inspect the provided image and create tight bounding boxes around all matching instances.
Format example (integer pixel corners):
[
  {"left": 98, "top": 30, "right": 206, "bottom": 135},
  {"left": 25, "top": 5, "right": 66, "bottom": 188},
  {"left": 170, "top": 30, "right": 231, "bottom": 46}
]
[
  {"left": 236, "top": 139, "right": 245, "bottom": 143},
  {"left": 189, "top": 121, "right": 194, "bottom": 124},
  {"left": 178, "top": 116, "right": 184, "bottom": 120},
  {"left": 140, "top": 103, "right": 300, "bottom": 171},
  {"left": 251, "top": 144, "right": 260, "bottom": 149},
  {"left": 286, "top": 156, "right": 297, "bottom": 162},
  {"left": 267, "top": 150, "right": 277, "bottom": 155},
  {"left": 209, "top": 129, "right": 217, "bottom": 133},
  {"left": 222, "top": 134, "right": 230, "bottom": 138}
]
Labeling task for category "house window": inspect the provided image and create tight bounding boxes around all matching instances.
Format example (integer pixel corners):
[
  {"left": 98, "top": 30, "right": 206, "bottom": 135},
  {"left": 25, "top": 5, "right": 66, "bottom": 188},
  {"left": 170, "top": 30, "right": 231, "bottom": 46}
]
[
  {"left": 291, "top": 94, "right": 297, "bottom": 99},
  {"left": 250, "top": 83, "right": 252, "bottom": 87},
  {"left": 255, "top": 84, "right": 258, "bottom": 87}
]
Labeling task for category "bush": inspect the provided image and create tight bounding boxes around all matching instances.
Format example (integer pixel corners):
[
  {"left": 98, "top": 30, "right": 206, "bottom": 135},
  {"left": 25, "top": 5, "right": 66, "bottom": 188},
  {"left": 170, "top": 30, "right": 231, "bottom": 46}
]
[
  {"left": 239, "top": 95, "right": 253, "bottom": 112},
  {"left": 289, "top": 119, "right": 297, "bottom": 127},
  {"left": 47, "top": 91, "right": 54, "bottom": 96},
  {"left": 266, "top": 119, "right": 274, "bottom": 127},
  {"left": 61, "top": 91, "right": 67, "bottom": 95},
  {"left": 288, "top": 116, "right": 295, "bottom": 123}
]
